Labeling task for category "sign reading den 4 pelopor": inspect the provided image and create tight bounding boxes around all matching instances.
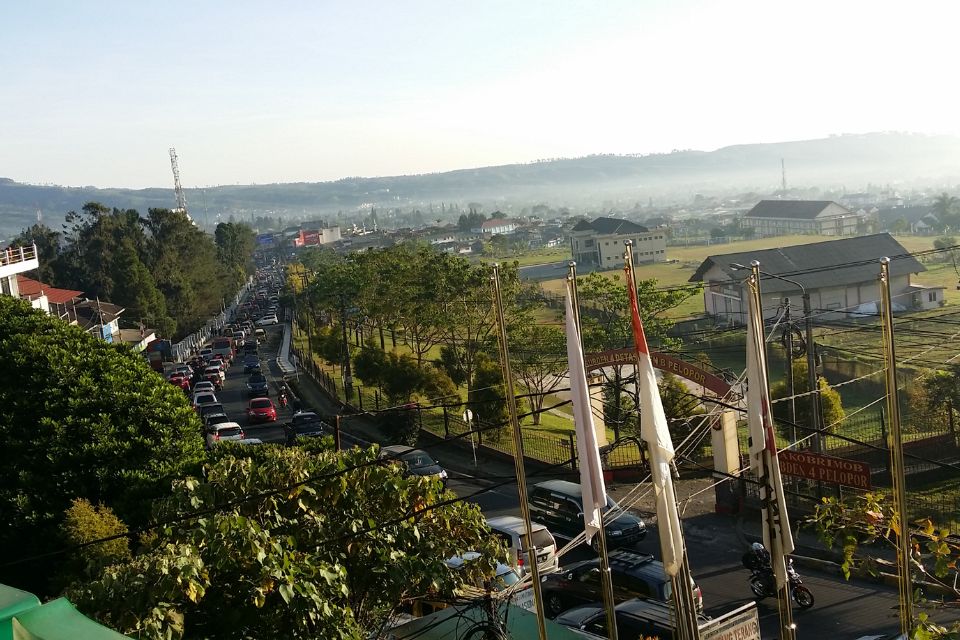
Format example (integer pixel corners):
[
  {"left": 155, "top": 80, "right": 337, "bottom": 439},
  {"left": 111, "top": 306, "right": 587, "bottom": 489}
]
[{"left": 778, "top": 450, "right": 872, "bottom": 490}]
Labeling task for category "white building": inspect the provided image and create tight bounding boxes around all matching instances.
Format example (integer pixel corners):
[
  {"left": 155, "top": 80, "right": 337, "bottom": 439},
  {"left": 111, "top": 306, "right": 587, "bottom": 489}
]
[
  {"left": 569, "top": 217, "right": 667, "bottom": 268},
  {"left": 689, "top": 233, "right": 943, "bottom": 324},
  {"left": 0, "top": 245, "right": 40, "bottom": 301},
  {"left": 742, "top": 200, "right": 870, "bottom": 237}
]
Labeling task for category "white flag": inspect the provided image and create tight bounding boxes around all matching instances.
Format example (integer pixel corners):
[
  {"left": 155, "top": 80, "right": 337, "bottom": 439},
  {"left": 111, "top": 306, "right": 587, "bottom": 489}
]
[
  {"left": 626, "top": 270, "right": 685, "bottom": 576},
  {"left": 746, "top": 277, "right": 796, "bottom": 589},
  {"left": 564, "top": 281, "right": 607, "bottom": 544}
]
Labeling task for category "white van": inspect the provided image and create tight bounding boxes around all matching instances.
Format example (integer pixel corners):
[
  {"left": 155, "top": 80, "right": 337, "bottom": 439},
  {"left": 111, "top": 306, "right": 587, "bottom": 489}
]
[{"left": 486, "top": 515, "right": 559, "bottom": 576}]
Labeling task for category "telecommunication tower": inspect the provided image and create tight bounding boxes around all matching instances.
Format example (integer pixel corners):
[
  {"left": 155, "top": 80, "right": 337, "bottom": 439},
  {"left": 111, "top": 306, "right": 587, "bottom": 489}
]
[{"left": 169, "top": 148, "right": 188, "bottom": 214}]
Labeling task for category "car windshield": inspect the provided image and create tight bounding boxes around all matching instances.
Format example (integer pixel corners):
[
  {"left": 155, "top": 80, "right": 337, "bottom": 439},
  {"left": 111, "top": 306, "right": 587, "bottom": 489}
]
[
  {"left": 248, "top": 374, "right": 266, "bottom": 383},
  {"left": 492, "top": 568, "right": 521, "bottom": 590},
  {"left": 251, "top": 399, "right": 272, "bottom": 408},
  {"left": 521, "top": 529, "right": 556, "bottom": 549},
  {"left": 294, "top": 413, "right": 319, "bottom": 424},
  {"left": 400, "top": 451, "right": 436, "bottom": 468},
  {"left": 218, "top": 427, "right": 242, "bottom": 437}
]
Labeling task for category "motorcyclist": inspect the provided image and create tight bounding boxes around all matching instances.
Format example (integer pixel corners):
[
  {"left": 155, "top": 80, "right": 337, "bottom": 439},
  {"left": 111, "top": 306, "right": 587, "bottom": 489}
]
[
  {"left": 278, "top": 388, "right": 289, "bottom": 408},
  {"left": 742, "top": 542, "right": 772, "bottom": 573}
]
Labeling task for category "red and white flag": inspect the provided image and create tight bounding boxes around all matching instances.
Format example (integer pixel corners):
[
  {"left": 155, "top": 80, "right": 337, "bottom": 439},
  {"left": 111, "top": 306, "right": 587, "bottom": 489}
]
[
  {"left": 626, "top": 272, "right": 685, "bottom": 576},
  {"left": 564, "top": 280, "right": 607, "bottom": 544},
  {"left": 746, "top": 276, "right": 795, "bottom": 589}
]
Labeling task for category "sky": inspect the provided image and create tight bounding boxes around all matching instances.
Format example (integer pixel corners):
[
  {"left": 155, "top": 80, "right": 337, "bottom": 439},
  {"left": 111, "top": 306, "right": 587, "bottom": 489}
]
[{"left": 3, "top": 0, "right": 960, "bottom": 189}]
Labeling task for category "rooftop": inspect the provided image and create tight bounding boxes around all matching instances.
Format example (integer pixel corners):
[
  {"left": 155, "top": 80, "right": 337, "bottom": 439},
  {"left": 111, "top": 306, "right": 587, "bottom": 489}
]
[
  {"left": 688, "top": 233, "right": 925, "bottom": 292},
  {"left": 744, "top": 200, "right": 847, "bottom": 220},
  {"left": 571, "top": 217, "right": 649, "bottom": 235}
]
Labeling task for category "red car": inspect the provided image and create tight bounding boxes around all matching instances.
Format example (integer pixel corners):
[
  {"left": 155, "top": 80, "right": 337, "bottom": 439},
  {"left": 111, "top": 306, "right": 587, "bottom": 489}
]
[
  {"left": 247, "top": 397, "right": 277, "bottom": 423},
  {"left": 168, "top": 374, "right": 192, "bottom": 392}
]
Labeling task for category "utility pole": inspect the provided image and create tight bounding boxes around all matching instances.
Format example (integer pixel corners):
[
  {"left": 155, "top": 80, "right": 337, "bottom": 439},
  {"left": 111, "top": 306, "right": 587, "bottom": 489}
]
[
  {"left": 879, "top": 257, "right": 914, "bottom": 637},
  {"left": 784, "top": 298, "right": 797, "bottom": 441},
  {"left": 801, "top": 293, "right": 822, "bottom": 457},
  {"left": 340, "top": 293, "right": 353, "bottom": 400}
]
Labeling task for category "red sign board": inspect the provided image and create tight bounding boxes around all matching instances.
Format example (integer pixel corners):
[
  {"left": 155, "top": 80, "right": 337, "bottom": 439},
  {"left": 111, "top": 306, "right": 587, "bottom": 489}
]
[
  {"left": 583, "top": 348, "right": 732, "bottom": 397},
  {"left": 778, "top": 451, "right": 871, "bottom": 489}
]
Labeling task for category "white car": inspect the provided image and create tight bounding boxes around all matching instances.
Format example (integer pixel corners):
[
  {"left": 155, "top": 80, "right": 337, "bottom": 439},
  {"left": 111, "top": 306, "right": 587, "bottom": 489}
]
[
  {"left": 256, "top": 314, "right": 279, "bottom": 326},
  {"left": 206, "top": 422, "right": 245, "bottom": 448},
  {"left": 193, "top": 392, "right": 219, "bottom": 410},
  {"left": 192, "top": 381, "right": 216, "bottom": 395}
]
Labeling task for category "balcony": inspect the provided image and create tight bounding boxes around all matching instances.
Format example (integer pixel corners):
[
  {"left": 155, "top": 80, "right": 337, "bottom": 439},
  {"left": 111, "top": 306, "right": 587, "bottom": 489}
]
[{"left": 0, "top": 245, "right": 39, "bottom": 280}]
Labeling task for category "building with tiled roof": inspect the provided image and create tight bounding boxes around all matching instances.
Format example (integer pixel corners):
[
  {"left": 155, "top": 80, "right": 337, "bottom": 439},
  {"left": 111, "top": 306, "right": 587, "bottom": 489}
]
[
  {"left": 569, "top": 216, "right": 667, "bottom": 268},
  {"left": 742, "top": 200, "right": 871, "bottom": 237}
]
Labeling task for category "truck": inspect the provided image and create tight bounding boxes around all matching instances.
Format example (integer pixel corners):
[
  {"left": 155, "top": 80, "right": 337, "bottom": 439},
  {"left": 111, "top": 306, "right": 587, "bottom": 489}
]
[{"left": 146, "top": 339, "right": 174, "bottom": 373}]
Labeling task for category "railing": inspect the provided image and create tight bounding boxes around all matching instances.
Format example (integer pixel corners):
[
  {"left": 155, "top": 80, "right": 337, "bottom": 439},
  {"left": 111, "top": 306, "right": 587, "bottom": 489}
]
[{"left": 1, "top": 244, "right": 38, "bottom": 267}]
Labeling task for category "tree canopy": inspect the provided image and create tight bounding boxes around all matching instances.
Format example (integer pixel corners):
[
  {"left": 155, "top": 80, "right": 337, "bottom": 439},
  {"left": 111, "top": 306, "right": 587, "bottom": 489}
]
[
  {"left": 69, "top": 444, "right": 505, "bottom": 639},
  {"left": 0, "top": 296, "right": 205, "bottom": 591}
]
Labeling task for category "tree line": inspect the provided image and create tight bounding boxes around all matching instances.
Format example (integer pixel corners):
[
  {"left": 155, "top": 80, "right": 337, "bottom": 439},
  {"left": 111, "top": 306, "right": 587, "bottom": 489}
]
[{"left": 15, "top": 202, "right": 256, "bottom": 340}]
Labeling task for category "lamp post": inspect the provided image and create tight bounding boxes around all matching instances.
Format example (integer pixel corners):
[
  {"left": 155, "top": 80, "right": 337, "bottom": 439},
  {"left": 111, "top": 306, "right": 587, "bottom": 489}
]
[{"left": 731, "top": 264, "right": 821, "bottom": 456}]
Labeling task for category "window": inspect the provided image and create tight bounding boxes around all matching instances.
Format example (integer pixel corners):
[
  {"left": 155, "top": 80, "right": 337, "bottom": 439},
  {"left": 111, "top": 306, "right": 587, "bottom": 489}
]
[
  {"left": 929, "top": 292, "right": 937, "bottom": 302},
  {"left": 585, "top": 239, "right": 595, "bottom": 247}
]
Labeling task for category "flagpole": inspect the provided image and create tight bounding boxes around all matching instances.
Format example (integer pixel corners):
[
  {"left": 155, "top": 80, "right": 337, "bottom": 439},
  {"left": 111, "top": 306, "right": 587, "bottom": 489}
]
[
  {"left": 748, "top": 262, "right": 797, "bottom": 640},
  {"left": 623, "top": 242, "right": 700, "bottom": 640},
  {"left": 491, "top": 264, "right": 549, "bottom": 640},
  {"left": 879, "top": 257, "right": 914, "bottom": 636},
  {"left": 567, "top": 263, "right": 619, "bottom": 640}
]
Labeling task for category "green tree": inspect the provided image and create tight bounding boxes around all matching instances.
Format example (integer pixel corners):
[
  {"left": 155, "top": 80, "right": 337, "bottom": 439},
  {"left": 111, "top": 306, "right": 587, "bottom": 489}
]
[
  {"left": 509, "top": 323, "right": 567, "bottom": 425},
  {"left": 69, "top": 445, "right": 505, "bottom": 639},
  {"left": 13, "top": 223, "right": 62, "bottom": 282},
  {"left": 214, "top": 222, "right": 256, "bottom": 291},
  {"left": 110, "top": 239, "right": 176, "bottom": 337},
  {"left": 0, "top": 297, "right": 205, "bottom": 592},
  {"left": 932, "top": 193, "right": 960, "bottom": 231},
  {"left": 61, "top": 498, "right": 131, "bottom": 580},
  {"left": 770, "top": 359, "right": 845, "bottom": 442},
  {"left": 655, "top": 373, "right": 709, "bottom": 459}
]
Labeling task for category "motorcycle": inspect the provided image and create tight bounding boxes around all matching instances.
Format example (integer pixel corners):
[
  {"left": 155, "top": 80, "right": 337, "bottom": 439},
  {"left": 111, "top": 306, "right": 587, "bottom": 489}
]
[
  {"left": 748, "top": 559, "right": 815, "bottom": 609},
  {"left": 279, "top": 391, "right": 288, "bottom": 408}
]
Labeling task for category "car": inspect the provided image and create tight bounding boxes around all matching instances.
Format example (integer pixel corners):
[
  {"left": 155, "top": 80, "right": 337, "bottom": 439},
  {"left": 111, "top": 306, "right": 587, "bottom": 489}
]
[
  {"left": 486, "top": 515, "right": 559, "bottom": 576},
  {"left": 540, "top": 548, "right": 703, "bottom": 619},
  {"left": 167, "top": 373, "right": 192, "bottom": 391},
  {"left": 204, "top": 412, "right": 232, "bottom": 429},
  {"left": 254, "top": 328, "right": 266, "bottom": 339},
  {"left": 528, "top": 480, "right": 646, "bottom": 550},
  {"left": 202, "top": 366, "right": 225, "bottom": 390},
  {"left": 199, "top": 403, "right": 227, "bottom": 423},
  {"left": 246, "top": 373, "right": 270, "bottom": 398},
  {"left": 553, "top": 597, "right": 709, "bottom": 639},
  {"left": 256, "top": 314, "right": 279, "bottom": 326},
  {"left": 173, "top": 363, "right": 193, "bottom": 377},
  {"left": 247, "top": 397, "right": 278, "bottom": 423},
  {"left": 243, "top": 355, "right": 261, "bottom": 374},
  {"left": 378, "top": 445, "right": 448, "bottom": 483},
  {"left": 193, "top": 392, "right": 219, "bottom": 410},
  {"left": 404, "top": 552, "right": 527, "bottom": 618},
  {"left": 198, "top": 347, "right": 214, "bottom": 363},
  {"left": 206, "top": 422, "right": 246, "bottom": 448},
  {"left": 192, "top": 380, "right": 216, "bottom": 395},
  {"left": 285, "top": 411, "right": 330, "bottom": 442}
]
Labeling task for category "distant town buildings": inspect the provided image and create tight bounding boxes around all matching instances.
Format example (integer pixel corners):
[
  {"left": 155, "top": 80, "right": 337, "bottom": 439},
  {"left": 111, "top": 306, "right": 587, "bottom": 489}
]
[
  {"left": 689, "top": 233, "right": 943, "bottom": 324},
  {"left": 569, "top": 217, "right": 667, "bottom": 267},
  {"left": 741, "top": 200, "right": 871, "bottom": 237},
  {"left": 472, "top": 218, "right": 517, "bottom": 235}
]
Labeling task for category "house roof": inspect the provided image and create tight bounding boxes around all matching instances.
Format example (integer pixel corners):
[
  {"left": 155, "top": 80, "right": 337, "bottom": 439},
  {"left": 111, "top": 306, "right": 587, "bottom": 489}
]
[
  {"left": 72, "top": 299, "right": 125, "bottom": 325},
  {"left": 572, "top": 217, "right": 649, "bottom": 235},
  {"left": 16, "top": 275, "right": 83, "bottom": 305},
  {"left": 480, "top": 218, "right": 514, "bottom": 229},
  {"left": 744, "top": 200, "right": 847, "bottom": 220},
  {"left": 688, "top": 233, "right": 925, "bottom": 292}
]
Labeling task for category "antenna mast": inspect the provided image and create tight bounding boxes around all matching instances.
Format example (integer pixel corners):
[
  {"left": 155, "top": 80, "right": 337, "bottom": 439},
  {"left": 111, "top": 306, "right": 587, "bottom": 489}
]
[
  {"left": 780, "top": 158, "right": 787, "bottom": 193},
  {"left": 169, "top": 148, "right": 188, "bottom": 215}
]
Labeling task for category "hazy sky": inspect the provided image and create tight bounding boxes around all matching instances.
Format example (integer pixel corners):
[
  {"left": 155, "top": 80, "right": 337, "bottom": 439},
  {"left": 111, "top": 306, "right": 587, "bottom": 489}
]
[{"left": 3, "top": 0, "right": 959, "bottom": 188}]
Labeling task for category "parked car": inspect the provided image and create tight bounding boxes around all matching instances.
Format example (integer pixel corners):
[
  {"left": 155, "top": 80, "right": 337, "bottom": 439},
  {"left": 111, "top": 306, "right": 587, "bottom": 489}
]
[
  {"left": 540, "top": 548, "right": 703, "bottom": 618},
  {"left": 206, "top": 422, "right": 246, "bottom": 448},
  {"left": 247, "top": 397, "right": 278, "bottom": 423},
  {"left": 168, "top": 373, "right": 192, "bottom": 392},
  {"left": 284, "top": 411, "right": 329, "bottom": 442},
  {"left": 378, "top": 445, "right": 447, "bottom": 484},
  {"left": 193, "top": 392, "right": 219, "bottom": 411},
  {"left": 246, "top": 373, "right": 270, "bottom": 398},
  {"left": 254, "top": 328, "right": 266, "bottom": 339},
  {"left": 256, "top": 314, "right": 279, "bottom": 326},
  {"left": 486, "top": 515, "right": 559, "bottom": 576},
  {"left": 528, "top": 480, "right": 646, "bottom": 550},
  {"left": 553, "top": 597, "right": 709, "bottom": 639}
]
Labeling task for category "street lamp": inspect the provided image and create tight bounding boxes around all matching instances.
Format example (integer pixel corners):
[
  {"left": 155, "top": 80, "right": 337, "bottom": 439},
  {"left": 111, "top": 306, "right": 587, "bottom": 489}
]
[{"left": 730, "top": 262, "right": 822, "bottom": 456}]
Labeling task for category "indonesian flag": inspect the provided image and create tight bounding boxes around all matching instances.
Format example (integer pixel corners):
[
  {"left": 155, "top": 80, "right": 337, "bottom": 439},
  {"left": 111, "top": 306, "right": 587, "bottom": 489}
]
[
  {"left": 564, "top": 280, "right": 607, "bottom": 544},
  {"left": 745, "top": 276, "right": 796, "bottom": 589},
  {"left": 626, "top": 273, "right": 685, "bottom": 576}
]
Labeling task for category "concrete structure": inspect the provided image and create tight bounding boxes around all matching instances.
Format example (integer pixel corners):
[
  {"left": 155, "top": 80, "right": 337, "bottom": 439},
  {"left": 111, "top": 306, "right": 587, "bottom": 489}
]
[
  {"left": 742, "top": 200, "right": 869, "bottom": 237},
  {"left": 0, "top": 244, "right": 39, "bottom": 300},
  {"left": 293, "top": 226, "right": 341, "bottom": 247},
  {"left": 473, "top": 218, "right": 517, "bottom": 235},
  {"left": 569, "top": 217, "right": 667, "bottom": 268},
  {"left": 689, "top": 233, "right": 943, "bottom": 323}
]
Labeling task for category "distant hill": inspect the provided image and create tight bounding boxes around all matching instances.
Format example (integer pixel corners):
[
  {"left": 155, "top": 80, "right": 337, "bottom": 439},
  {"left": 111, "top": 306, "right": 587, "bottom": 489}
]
[{"left": 4, "top": 132, "right": 960, "bottom": 240}]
